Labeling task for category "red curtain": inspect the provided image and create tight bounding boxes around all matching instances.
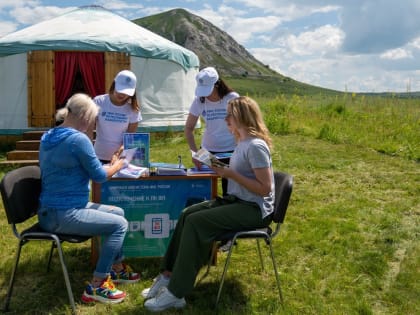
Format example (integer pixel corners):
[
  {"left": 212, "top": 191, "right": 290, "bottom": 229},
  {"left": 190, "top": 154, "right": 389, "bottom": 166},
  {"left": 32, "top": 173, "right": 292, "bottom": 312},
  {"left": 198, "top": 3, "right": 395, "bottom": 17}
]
[
  {"left": 55, "top": 52, "right": 105, "bottom": 106},
  {"left": 55, "top": 52, "right": 78, "bottom": 105},
  {"left": 78, "top": 52, "right": 105, "bottom": 98}
]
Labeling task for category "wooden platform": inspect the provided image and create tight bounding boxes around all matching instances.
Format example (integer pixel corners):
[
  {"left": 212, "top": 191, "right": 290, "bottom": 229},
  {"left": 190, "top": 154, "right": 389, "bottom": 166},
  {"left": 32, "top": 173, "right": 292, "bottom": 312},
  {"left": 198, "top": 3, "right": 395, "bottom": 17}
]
[
  {"left": 0, "top": 130, "right": 102, "bottom": 167},
  {"left": 0, "top": 131, "right": 44, "bottom": 167}
]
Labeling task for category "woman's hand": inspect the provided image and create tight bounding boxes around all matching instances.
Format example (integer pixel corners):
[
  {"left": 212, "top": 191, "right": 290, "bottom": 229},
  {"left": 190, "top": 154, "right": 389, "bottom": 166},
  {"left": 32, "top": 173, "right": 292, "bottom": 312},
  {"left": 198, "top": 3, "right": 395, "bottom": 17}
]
[
  {"left": 105, "top": 157, "right": 125, "bottom": 178},
  {"left": 211, "top": 166, "right": 232, "bottom": 178},
  {"left": 110, "top": 152, "right": 119, "bottom": 165},
  {"left": 114, "top": 157, "right": 125, "bottom": 169},
  {"left": 111, "top": 145, "right": 124, "bottom": 165},
  {"left": 192, "top": 157, "right": 202, "bottom": 169},
  {"left": 212, "top": 166, "right": 272, "bottom": 196}
]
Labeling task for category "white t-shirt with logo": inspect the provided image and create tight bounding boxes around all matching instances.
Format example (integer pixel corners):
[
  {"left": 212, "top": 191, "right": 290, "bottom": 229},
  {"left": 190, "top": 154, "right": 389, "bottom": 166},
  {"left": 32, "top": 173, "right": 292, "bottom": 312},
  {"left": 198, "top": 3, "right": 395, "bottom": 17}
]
[
  {"left": 93, "top": 94, "right": 142, "bottom": 161},
  {"left": 189, "top": 91, "right": 239, "bottom": 152}
]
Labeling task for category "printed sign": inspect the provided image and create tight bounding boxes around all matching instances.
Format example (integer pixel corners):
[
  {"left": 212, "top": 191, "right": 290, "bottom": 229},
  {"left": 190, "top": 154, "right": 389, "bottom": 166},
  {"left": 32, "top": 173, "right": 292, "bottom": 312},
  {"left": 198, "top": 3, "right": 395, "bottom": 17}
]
[
  {"left": 100, "top": 178, "right": 212, "bottom": 257},
  {"left": 123, "top": 133, "right": 150, "bottom": 167}
]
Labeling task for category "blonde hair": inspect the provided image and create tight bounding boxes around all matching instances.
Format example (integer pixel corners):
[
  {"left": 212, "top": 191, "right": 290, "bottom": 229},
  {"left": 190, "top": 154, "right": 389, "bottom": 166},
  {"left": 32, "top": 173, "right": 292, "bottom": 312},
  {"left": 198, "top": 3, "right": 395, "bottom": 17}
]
[
  {"left": 228, "top": 96, "right": 272, "bottom": 149},
  {"left": 56, "top": 93, "right": 98, "bottom": 124}
]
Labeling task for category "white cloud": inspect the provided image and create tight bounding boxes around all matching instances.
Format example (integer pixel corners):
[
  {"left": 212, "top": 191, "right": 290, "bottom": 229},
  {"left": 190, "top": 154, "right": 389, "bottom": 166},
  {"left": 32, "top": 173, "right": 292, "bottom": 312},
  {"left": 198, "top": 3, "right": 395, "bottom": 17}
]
[
  {"left": 250, "top": 46, "right": 420, "bottom": 93},
  {"left": 227, "top": 0, "right": 339, "bottom": 19},
  {"left": 0, "top": 21, "right": 18, "bottom": 37},
  {"left": 285, "top": 24, "right": 343, "bottom": 56},
  {"left": 96, "top": 0, "right": 144, "bottom": 10},
  {"left": 410, "top": 37, "right": 420, "bottom": 49},
  {"left": 249, "top": 47, "right": 295, "bottom": 78},
  {"left": 217, "top": 4, "right": 247, "bottom": 16},
  {"left": 312, "top": 5, "right": 340, "bottom": 14},
  {"left": 9, "top": 5, "right": 74, "bottom": 25},
  {"left": 0, "top": 0, "right": 39, "bottom": 10},
  {"left": 340, "top": 0, "right": 420, "bottom": 53},
  {"left": 194, "top": 7, "right": 227, "bottom": 30},
  {"left": 224, "top": 16, "right": 281, "bottom": 43},
  {"left": 381, "top": 48, "right": 413, "bottom": 60}
]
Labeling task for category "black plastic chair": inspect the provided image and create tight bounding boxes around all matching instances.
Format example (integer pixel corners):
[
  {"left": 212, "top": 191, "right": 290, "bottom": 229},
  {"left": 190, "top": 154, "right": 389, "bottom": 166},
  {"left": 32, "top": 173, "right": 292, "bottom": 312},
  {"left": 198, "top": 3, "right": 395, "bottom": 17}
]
[
  {"left": 201, "top": 171, "right": 293, "bottom": 308},
  {"left": 0, "top": 165, "right": 90, "bottom": 314}
]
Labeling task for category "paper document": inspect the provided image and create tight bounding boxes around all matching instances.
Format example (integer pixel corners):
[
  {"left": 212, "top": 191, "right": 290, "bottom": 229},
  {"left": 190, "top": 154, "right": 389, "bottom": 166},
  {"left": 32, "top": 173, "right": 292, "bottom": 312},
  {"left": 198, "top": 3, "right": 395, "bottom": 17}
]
[
  {"left": 112, "top": 163, "right": 149, "bottom": 178},
  {"left": 120, "top": 148, "right": 138, "bottom": 164},
  {"left": 192, "top": 149, "right": 228, "bottom": 168}
]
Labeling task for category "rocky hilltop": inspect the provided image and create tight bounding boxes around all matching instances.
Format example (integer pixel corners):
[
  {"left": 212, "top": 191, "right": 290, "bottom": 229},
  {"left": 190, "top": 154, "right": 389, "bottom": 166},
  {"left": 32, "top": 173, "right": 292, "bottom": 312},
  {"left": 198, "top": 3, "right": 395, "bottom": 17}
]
[{"left": 133, "top": 8, "right": 282, "bottom": 78}]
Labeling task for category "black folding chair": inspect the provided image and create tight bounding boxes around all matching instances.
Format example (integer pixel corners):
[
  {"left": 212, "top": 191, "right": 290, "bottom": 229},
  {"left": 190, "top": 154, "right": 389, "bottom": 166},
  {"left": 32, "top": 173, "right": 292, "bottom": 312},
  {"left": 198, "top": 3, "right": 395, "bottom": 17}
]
[
  {"left": 0, "top": 165, "right": 90, "bottom": 314},
  {"left": 201, "top": 171, "right": 293, "bottom": 308}
]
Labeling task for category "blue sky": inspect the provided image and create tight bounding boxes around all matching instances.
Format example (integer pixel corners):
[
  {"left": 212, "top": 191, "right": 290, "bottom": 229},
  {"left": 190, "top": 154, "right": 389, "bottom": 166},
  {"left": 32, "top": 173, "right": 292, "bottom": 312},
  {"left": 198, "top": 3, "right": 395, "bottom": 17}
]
[{"left": 1, "top": 0, "right": 419, "bottom": 93}]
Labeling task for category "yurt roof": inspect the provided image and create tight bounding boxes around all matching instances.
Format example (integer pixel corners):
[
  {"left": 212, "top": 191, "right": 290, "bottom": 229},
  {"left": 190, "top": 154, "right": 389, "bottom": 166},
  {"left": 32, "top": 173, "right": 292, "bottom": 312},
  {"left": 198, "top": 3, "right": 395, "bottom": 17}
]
[{"left": 0, "top": 5, "right": 199, "bottom": 70}]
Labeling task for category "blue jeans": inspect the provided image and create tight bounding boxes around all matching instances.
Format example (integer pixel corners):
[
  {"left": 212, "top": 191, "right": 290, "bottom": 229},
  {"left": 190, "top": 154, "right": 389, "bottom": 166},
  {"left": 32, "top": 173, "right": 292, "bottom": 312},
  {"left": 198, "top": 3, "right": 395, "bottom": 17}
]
[{"left": 38, "top": 202, "right": 128, "bottom": 279}]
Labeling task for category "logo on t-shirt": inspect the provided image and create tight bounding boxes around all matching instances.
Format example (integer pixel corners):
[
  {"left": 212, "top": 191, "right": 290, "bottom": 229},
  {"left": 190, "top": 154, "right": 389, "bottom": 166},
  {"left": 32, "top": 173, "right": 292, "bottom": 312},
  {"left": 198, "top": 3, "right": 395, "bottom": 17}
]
[
  {"left": 205, "top": 108, "right": 226, "bottom": 121},
  {"left": 101, "top": 112, "right": 128, "bottom": 123}
]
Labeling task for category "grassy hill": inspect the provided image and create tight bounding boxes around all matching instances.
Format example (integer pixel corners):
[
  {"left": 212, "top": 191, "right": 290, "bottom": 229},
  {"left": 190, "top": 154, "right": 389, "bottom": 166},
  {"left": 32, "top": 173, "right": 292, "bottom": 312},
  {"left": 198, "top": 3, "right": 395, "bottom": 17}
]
[
  {"left": 224, "top": 76, "right": 343, "bottom": 97},
  {"left": 133, "top": 8, "right": 277, "bottom": 78}
]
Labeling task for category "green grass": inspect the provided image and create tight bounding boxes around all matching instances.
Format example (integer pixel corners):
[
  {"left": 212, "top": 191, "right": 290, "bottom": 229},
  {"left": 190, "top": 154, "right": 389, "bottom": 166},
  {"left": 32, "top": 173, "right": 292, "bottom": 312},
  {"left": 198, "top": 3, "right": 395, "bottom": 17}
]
[
  {"left": 259, "top": 93, "right": 420, "bottom": 162},
  {"left": 0, "top": 93, "right": 419, "bottom": 314}
]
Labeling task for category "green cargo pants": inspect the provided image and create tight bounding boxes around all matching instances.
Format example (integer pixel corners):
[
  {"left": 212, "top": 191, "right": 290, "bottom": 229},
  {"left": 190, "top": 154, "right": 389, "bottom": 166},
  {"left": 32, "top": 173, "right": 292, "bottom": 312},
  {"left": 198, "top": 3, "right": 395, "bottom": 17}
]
[{"left": 161, "top": 195, "right": 272, "bottom": 298}]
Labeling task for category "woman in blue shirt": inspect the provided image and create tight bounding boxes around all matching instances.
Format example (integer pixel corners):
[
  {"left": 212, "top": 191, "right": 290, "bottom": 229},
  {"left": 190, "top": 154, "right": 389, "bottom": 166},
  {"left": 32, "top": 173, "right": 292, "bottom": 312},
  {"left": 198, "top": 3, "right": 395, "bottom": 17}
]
[{"left": 38, "top": 93, "right": 140, "bottom": 304}]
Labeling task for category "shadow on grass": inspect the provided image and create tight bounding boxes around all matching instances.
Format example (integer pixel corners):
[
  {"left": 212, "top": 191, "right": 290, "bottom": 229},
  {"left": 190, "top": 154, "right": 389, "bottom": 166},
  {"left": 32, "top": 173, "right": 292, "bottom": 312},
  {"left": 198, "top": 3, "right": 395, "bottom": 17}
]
[
  {"left": 191, "top": 279, "right": 249, "bottom": 313},
  {"left": 0, "top": 245, "right": 95, "bottom": 314},
  {"left": 1, "top": 244, "right": 252, "bottom": 314}
]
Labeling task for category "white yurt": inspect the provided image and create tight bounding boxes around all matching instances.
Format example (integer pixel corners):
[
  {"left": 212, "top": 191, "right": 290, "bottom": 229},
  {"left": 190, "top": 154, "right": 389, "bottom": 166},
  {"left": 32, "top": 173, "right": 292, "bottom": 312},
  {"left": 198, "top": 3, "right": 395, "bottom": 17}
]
[{"left": 0, "top": 5, "right": 200, "bottom": 134}]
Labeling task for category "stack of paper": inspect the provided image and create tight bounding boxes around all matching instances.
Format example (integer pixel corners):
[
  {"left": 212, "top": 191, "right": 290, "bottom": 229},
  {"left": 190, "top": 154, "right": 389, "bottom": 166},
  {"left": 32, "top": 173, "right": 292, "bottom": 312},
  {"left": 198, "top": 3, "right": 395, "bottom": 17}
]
[
  {"left": 187, "top": 165, "right": 216, "bottom": 175},
  {"left": 156, "top": 167, "right": 187, "bottom": 176},
  {"left": 112, "top": 163, "right": 149, "bottom": 178}
]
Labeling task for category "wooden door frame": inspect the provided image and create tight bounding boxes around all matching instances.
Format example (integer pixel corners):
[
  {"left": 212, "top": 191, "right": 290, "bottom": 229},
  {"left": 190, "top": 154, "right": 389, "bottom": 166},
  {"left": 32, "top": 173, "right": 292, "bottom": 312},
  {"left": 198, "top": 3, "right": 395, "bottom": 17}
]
[{"left": 27, "top": 50, "right": 130, "bottom": 128}]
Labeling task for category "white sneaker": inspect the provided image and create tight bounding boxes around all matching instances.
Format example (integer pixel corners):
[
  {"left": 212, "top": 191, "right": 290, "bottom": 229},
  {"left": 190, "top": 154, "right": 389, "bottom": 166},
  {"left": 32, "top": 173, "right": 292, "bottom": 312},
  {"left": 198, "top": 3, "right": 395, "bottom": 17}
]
[
  {"left": 141, "top": 274, "right": 170, "bottom": 299},
  {"left": 144, "top": 287, "right": 186, "bottom": 312},
  {"left": 219, "top": 239, "right": 234, "bottom": 252}
]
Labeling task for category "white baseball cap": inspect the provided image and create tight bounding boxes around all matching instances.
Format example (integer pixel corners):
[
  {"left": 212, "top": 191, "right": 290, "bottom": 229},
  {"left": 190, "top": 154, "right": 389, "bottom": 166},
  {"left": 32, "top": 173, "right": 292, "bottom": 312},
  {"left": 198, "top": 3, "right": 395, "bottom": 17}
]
[
  {"left": 195, "top": 67, "right": 219, "bottom": 97},
  {"left": 114, "top": 70, "right": 137, "bottom": 96}
]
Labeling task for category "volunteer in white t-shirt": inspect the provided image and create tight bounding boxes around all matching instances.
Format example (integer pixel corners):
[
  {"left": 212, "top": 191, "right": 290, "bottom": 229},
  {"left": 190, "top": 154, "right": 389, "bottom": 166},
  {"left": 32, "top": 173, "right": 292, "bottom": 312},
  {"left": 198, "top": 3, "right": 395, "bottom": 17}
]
[
  {"left": 185, "top": 67, "right": 239, "bottom": 195},
  {"left": 94, "top": 70, "right": 142, "bottom": 164}
]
